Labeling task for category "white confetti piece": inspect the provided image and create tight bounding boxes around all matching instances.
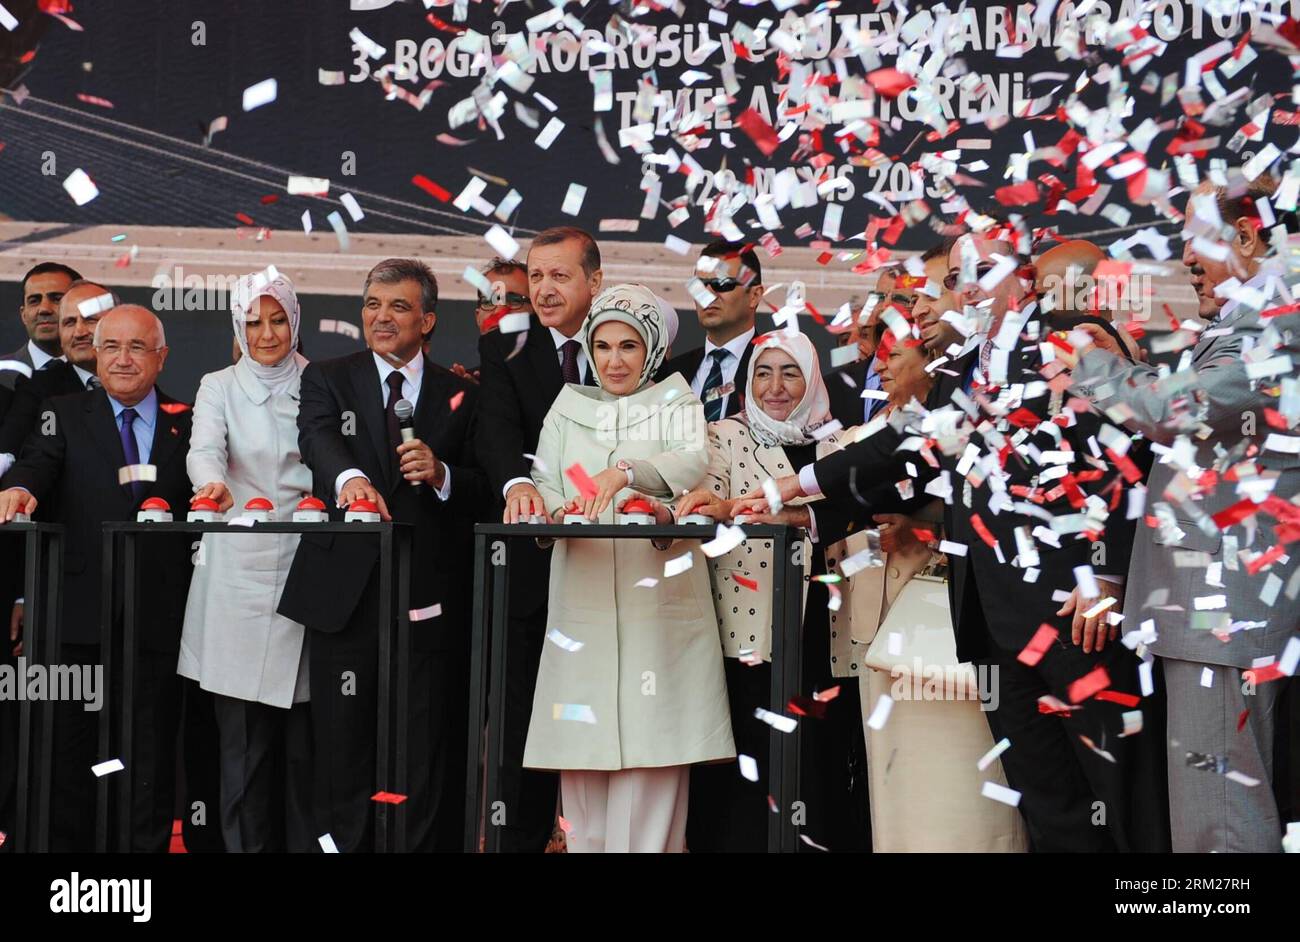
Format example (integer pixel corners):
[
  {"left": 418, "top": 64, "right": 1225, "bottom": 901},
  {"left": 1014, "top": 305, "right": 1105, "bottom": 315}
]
[
  {"left": 498, "top": 312, "right": 531, "bottom": 334},
  {"left": 561, "top": 183, "right": 586, "bottom": 216},
  {"left": 326, "top": 211, "right": 349, "bottom": 251},
  {"left": 287, "top": 176, "right": 329, "bottom": 196},
  {"left": 552, "top": 703, "right": 596, "bottom": 724},
  {"left": 1139, "top": 659, "right": 1155, "bottom": 697},
  {"left": 664, "top": 552, "right": 694, "bottom": 578},
  {"left": 981, "top": 780, "right": 1021, "bottom": 807},
  {"left": 977, "top": 737, "right": 1010, "bottom": 771},
  {"left": 484, "top": 224, "right": 520, "bottom": 260},
  {"left": 317, "top": 69, "right": 346, "bottom": 86},
  {"left": 701, "top": 524, "right": 746, "bottom": 558},
  {"left": 117, "top": 464, "right": 157, "bottom": 486},
  {"left": 317, "top": 833, "right": 339, "bottom": 853},
  {"left": 349, "top": 27, "right": 386, "bottom": 60},
  {"left": 0, "top": 4, "right": 17, "bottom": 31},
  {"left": 800, "top": 834, "right": 830, "bottom": 852},
  {"left": 887, "top": 632, "right": 903, "bottom": 657},
  {"left": 634, "top": 577, "right": 659, "bottom": 588},
  {"left": 866, "top": 695, "right": 893, "bottom": 731},
  {"left": 1194, "top": 594, "right": 1226, "bottom": 611},
  {"left": 63, "top": 168, "right": 99, "bottom": 206},
  {"left": 0, "top": 360, "right": 32, "bottom": 379},
  {"left": 409, "top": 603, "right": 441, "bottom": 622},
  {"left": 938, "top": 540, "right": 967, "bottom": 557},
  {"left": 339, "top": 193, "right": 364, "bottom": 222},
  {"left": 1072, "top": 565, "right": 1099, "bottom": 600},
  {"left": 1226, "top": 770, "right": 1261, "bottom": 787},
  {"left": 738, "top": 754, "right": 759, "bottom": 782},
  {"left": 1120, "top": 710, "right": 1144, "bottom": 737},
  {"left": 226, "top": 516, "right": 256, "bottom": 527},
  {"left": 663, "top": 234, "right": 691, "bottom": 256},
  {"left": 545, "top": 627, "right": 584, "bottom": 653},
  {"left": 77, "top": 293, "right": 114, "bottom": 318},
  {"left": 1200, "top": 667, "right": 1214, "bottom": 688},
  {"left": 301, "top": 210, "right": 312, "bottom": 234},
  {"left": 535, "top": 117, "right": 564, "bottom": 149},
  {"left": 242, "top": 78, "right": 277, "bottom": 111},
  {"left": 92, "top": 758, "right": 124, "bottom": 777},
  {"left": 754, "top": 708, "right": 797, "bottom": 733}
]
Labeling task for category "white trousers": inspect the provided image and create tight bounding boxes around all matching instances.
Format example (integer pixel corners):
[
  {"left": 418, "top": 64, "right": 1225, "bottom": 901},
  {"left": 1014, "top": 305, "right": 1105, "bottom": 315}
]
[{"left": 559, "top": 766, "right": 690, "bottom": 853}]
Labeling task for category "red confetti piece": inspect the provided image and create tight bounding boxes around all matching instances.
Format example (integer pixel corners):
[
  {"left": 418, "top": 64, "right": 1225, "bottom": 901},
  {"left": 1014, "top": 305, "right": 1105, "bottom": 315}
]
[
  {"left": 1067, "top": 666, "right": 1111, "bottom": 704},
  {"left": 448, "top": 390, "right": 465, "bottom": 412},
  {"left": 558, "top": 815, "right": 572, "bottom": 834},
  {"left": 159, "top": 402, "right": 191, "bottom": 414},
  {"left": 1244, "top": 663, "right": 1286, "bottom": 685},
  {"left": 733, "top": 574, "right": 759, "bottom": 591},
  {"left": 735, "top": 108, "right": 781, "bottom": 156},
  {"left": 995, "top": 181, "right": 1040, "bottom": 206},
  {"left": 1212, "top": 498, "right": 1260, "bottom": 529},
  {"left": 912, "top": 527, "right": 935, "bottom": 543},
  {"left": 814, "top": 685, "right": 841, "bottom": 703},
  {"left": 565, "top": 463, "right": 598, "bottom": 502},
  {"left": 1094, "top": 689, "right": 1140, "bottom": 708},
  {"left": 788, "top": 696, "right": 828, "bottom": 719},
  {"left": 1006, "top": 407, "right": 1041, "bottom": 428},
  {"left": 1237, "top": 709, "right": 1250, "bottom": 733},
  {"left": 411, "top": 174, "right": 451, "bottom": 202},
  {"left": 1018, "top": 624, "right": 1058, "bottom": 667},
  {"left": 370, "top": 791, "right": 408, "bottom": 804},
  {"left": 235, "top": 212, "right": 256, "bottom": 226},
  {"left": 969, "top": 513, "right": 998, "bottom": 548},
  {"left": 1245, "top": 543, "right": 1286, "bottom": 576},
  {"left": 76, "top": 93, "right": 114, "bottom": 109},
  {"left": 260, "top": 194, "right": 279, "bottom": 205},
  {"left": 866, "top": 67, "right": 915, "bottom": 99}
]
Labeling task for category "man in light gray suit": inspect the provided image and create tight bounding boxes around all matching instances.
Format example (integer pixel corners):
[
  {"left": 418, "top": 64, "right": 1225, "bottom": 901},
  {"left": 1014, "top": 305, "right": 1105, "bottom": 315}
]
[
  {"left": 1067, "top": 176, "right": 1299, "bottom": 852},
  {"left": 1, "top": 262, "right": 81, "bottom": 390}
]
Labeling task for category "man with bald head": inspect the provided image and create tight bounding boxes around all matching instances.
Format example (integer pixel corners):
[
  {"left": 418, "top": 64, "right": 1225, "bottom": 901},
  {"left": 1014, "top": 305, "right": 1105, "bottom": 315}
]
[
  {"left": 1035, "top": 239, "right": 1106, "bottom": 324},
  {"left": 0, "top": 304, "right": 197, "bottom": 851}
]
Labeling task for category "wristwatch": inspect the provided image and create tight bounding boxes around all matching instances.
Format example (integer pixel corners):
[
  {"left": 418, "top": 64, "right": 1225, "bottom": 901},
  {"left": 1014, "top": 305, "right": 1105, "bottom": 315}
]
[{"left": 616, "top": 459, "right": 634, "bottom": 486}]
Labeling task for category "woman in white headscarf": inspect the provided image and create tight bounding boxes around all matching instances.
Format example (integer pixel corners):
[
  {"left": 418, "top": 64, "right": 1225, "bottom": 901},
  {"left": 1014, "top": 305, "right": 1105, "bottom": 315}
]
[
  {"left": 178, "top": 270, "right": 314, "bottom": 852},
  {"left": 675, "top": 331, "right": 874, "bottom": 852},
  {"left": 524, "top": 283, "right": 734, "bottom": 853}
]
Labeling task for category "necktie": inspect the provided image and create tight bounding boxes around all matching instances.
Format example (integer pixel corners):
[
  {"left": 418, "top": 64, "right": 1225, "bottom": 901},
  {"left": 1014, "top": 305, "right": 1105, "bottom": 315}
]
[
  {"left": 384, "top": 371, "right": 406, "bottom": 477},
  {"left": 559, "top": 339, "right": 582, "bottom": 386},
  {"left": 86, "top": 375, "right": 101, "bottom": 391},
  {"left": 119, "top": 407, "right": 144, "bottom": 504},
  {"left": 701, "top": 349, "right": 729, "bottom": 422}
]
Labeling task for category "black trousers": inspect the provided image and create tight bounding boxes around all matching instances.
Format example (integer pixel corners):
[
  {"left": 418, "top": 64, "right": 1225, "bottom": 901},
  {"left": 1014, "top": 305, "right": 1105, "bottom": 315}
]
[
  {"left": 966, "top": 585, "right": 1171, "bottom": 853},
  {"left": 687, "top": 580, "right": 870, "bottom": 853},
  {"left": 211, "top": 693, "right": 314, "bottom": 852},
  {"left": 0, "top": 641, "right": 16, "bottom": 852},
  {"left": 308, "top": 575, "right": 468, "bottom": 852},
  {"left": 496, "top": 605, "right": 559, "bottom": 853},
  {"left": 51, "top": 643, "right": 180, "bottom": 852}
]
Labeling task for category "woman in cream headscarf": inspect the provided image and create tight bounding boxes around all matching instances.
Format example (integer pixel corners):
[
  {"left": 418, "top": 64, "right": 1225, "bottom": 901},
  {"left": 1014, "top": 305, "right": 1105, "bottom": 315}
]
[
  {"left": 524, "top": 283, "right": 734, "bottom": 853},
  {"left": 676, "top": 331, "right": 874, "bottom": 852},
  {"left": 178, "top": 270, "right": 314, "bottom": 852}
]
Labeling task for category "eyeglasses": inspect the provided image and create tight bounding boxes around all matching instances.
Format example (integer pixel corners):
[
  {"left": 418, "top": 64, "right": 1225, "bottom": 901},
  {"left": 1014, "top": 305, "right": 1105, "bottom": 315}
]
[
  {"left": 698, "top": 276, "right": 748, "bottom": 293},
  {"left": 476, "top": 291, "right": 531, "bottom": 311},
  {"left": 98, "top": 341, "right": 161, "bottom": 357},
  {"left": 943, "top": 262, "right": 995, "bottom": 291}
]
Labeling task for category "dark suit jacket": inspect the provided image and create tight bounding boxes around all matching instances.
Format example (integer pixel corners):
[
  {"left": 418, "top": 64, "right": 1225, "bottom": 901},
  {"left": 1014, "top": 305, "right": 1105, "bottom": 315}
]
[
  {"left": 0, "top": 360, "right": 88, "bottom": 455},
  {"left": 656, "top": 341, "right": 754, "bottom": 419},
  {"left": 0, "top": 387, "right": 194, "bottom": 650},
  {"left": 824, "top": 358, "right": 872, "bottom": 429},
  {"left": 277, "top": 351, "right": 487, "bottom": 645},
  {"left": 813, "top": 326, "right": 1136, "bottom": 663}
]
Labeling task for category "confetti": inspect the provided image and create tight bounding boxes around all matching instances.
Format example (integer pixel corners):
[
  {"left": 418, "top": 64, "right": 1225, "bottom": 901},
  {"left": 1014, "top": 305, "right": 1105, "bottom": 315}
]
[
  {"left": 564, "top": 463, "right": 598, "bottom": 502},
  {"left": 545, "top": 627, "right": 584, "bottom": 653},
  {"left": 484, "top": 224, "right": 520, "bottom": 260},
  {"left": 981, "top": 781, "right": 1022, "bottom": 807},
  {"left": 664, "top": 552, "right": 694, "bottom": 578},
  {"left": 62, "top": 168, "right": 99, "bottom": 206},
  {"left": 118, "top": 464, "right": 157, "bottom": 486},
  {"left": 409, "top": 604, "right": 441, "bottom": 622},
  {"left": 865, "top": 694, "right": 893, "bottom": 731},
  {"left": 370, "top": 791, "right": 407, "bottom": 804},
  {"left": 91, "top": 758, "right": 124, "bottom": 777},
  {"left": 738, "top": 755, "right": 759, "bottom": 782},
  {"left": 561, "top": 183, "right": 587, "bottom": 216},
  {"left": 0, "top": 4, "right": 17, "bottom": 31},
  {"left": 552, "top": 703, "right": 597, "bottom": 724},
  {"left": 1067, "top": 666, "right": 1112, "bottom": 704},
  {"left": 754, "top": 708, "right": 797, "bottom": 733},
  {"left": 977, "top": 737, "right": 1011, "bottom": 771},
  {"left": 318, "top": 833, "right": 339, "bottom": 853},
  {"left": 241, "top": 78, "right": 277, "bottom": 112},
  {"left": 700, "top": 524, "right": 746, "bottom": 558},
  {"left": 339, "top": 193, "right": 364, "bottom": 222}
]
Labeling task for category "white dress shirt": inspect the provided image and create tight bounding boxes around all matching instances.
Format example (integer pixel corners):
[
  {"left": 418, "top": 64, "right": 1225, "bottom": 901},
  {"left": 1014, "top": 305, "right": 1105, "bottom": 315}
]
[
  {"left": 690, "top": 327, "right": 754, "bottom": 418},
  {"left": 27, "top": 341, "right": 60, "bottom": 372},
  {"left": 334, "top": 351, "right": 452, "bottom": 501}
]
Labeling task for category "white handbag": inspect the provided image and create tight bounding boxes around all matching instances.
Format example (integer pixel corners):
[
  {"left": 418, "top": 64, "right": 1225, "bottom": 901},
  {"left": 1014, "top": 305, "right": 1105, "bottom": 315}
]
[{"left": 861, "top": 572, "right": 981, "bottom": 700}]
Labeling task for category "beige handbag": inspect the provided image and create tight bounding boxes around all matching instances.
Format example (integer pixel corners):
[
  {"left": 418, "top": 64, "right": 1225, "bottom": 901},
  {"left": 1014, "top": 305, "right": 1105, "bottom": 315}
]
[{"left": 861, "top": 570, "right": 980, "bottom": 700}]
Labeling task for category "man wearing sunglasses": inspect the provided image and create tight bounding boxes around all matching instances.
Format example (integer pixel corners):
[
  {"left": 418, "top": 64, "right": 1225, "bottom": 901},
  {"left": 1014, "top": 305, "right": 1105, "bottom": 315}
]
[{"left": 656, "top": 239, "right": 763, "bottom": 420}]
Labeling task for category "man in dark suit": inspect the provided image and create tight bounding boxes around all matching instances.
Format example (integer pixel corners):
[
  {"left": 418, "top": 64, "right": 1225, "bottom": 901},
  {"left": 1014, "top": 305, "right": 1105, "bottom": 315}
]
[
  {"left": 278, "top": 258, "right": 487, "bottom": 852},
  {"left": 476, "top": 226, "right": 603, "bottom": 852},
  {"left": 656, "top": 239, "right": 763, "bottom": 419},
  {"left": 0, "top": 304, "right": 196, "bottom": 852},
  {"left": 742, "top": 230, "right": 1168, "bottom": 853},
  {"left": 2, "top": 262, "right": 81, "bottom": 391}
]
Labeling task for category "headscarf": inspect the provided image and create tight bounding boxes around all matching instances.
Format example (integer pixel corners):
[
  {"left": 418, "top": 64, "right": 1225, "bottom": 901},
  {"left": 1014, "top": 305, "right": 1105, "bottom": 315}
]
[
  {"left": 230, "top": 269, "right": 307, "bottom": 394},
  {"left": 744, "top": 331, "right": 832, "bottom": 447},
  {"left": 581, "top": 283, "right": 671, "bottom": 392}
]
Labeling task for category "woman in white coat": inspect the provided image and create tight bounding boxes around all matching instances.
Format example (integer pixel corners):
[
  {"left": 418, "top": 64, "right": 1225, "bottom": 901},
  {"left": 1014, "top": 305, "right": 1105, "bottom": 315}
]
[
  {"left": 524, "top": 283, "right": 735, "bottom": 853},
  {"left": 178, "top": 271, "right": 314, "bottom": 852}
]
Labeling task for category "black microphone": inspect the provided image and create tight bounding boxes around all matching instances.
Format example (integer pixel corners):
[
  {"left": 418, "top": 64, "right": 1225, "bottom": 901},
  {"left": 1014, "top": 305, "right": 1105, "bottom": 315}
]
[{"left": 394, "top": 398, "right": 420, "bottom": 488}]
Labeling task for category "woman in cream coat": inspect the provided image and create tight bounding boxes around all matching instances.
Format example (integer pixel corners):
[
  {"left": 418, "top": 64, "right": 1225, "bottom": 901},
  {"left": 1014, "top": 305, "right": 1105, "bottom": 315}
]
[
  {"left": 827, "top": 318, "right": 1026, "bottom": 853},
  {"left": 524, "top": 283, "right": 734, "bottom": 853},
  {"left": 178, "top": 271, "right": 314, "bottom": 852},
  {"left": 678, "top": 332, "right": 872, "bottom": 852}
]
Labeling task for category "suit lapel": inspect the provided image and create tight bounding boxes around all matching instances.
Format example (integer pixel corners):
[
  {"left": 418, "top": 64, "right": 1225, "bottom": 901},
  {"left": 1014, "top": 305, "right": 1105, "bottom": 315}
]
[
  {"left": 525, "top": 321, "right": 564, "bottom": 401},
  {"left": 346, "top": 353, "right": 392, "bottom": 489},
  {"left": 147, "top": 389, "right": 187, "bottom": 491}
]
